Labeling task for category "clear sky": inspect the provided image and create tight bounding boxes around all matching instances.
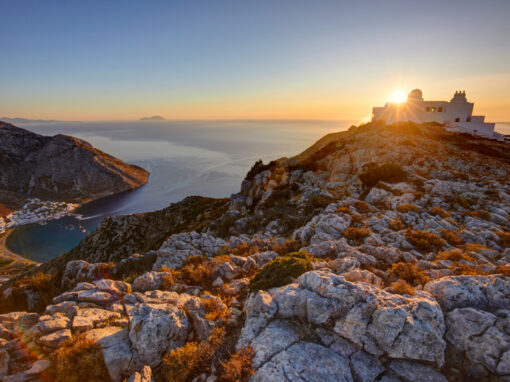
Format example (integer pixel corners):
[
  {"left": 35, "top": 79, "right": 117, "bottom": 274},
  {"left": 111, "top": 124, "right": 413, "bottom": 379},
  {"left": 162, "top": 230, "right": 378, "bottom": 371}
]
[{"left": 1, "top": 0, "right": 509, "bottom": 121}]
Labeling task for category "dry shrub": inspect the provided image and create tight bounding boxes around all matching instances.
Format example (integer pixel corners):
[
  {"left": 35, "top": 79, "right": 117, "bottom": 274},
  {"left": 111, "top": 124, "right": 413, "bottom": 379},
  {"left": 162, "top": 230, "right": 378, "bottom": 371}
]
[
  {"left": 390, "top": 280, "right": 415, "bottom": 295},
  {"left": 350, "top": 214, "right": 366, "bottom": 227},
  {"left": 179, "top": 256, "right": 217, "bottom": 286},
  {"left": 93, "top": 262, "right": 115, "bottom": 279},
  {"left": 451, "top": 264, "right": 484, "bottom": 276},
  {"left": 389, "top": 262, "right": 430, "bottom": 286},
  {"left": 465, "top": 243, "right": 488, "bottom": 252},
  {"left": 354, "top": 201, "right": 371, "bottom": 214},
  {"left": 49, "top": 334, "right": 110, "bottom": 382},
  {"left": 429, "top": 207, "right": 451, "bottom": 218},
  {"left": 466, "top": 210, "right": 491, "bottom": 221},
  {"left": 438, "top": 229, "right": 464, "bottom": 246},
  {"left": 436, "top": 249, "right": 474, "bottom": 262},
  {"left": 274, "top": 239, "right": 301, "bottom": 256},
  {"left": 496, "top": 265, "right": 510, "bottom": 277},
  {"left": 405, "top": 229, "right": 445, "bottom": 253},
  {"left": 397, "top": 204, "right": 419, "bottom": 213},
  {"left": 389, "top": 218, "right": 405, "bottom": 231},
  {"left": 343, "top": 227, "right": 371, "bottom": 245},
  {"left": 220, "top": 346, "right": 255, "bottom": 382},
  {"left": 161, "top": 327, "right": 225, "bottom": 382},
  {"left": 336, "top": 206, "right": 351, "bottom": 215},
  {"left": 497, "top": 231, "right": 510, "bottom": 248},
  {"left": 201, "top": 296, "right": 230, "bottom": 321}
]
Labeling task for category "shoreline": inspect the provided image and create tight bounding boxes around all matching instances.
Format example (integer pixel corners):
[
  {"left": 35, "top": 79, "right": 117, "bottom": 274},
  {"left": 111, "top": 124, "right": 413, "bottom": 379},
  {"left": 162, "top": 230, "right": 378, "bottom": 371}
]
[{"left": 0, "top": 229, "right": 37, "bottom": 265}]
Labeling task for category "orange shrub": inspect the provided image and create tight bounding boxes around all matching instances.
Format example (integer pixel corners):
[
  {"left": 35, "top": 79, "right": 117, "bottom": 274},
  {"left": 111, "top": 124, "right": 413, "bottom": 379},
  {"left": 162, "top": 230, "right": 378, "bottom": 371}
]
[
  {"left": 220, "top": 346, "right": 255, "bottom": 382},
  {"left": 389, "top": 218, "right": 405, "bottom": 231},
  {"left": 49, "top": 334, "right": 110, "bottom": 382},
  {"left": 436, "top": 249, "right": 474, "bottom": 262},
  {"left": 354, "top": 201, "right": 372, "bottom": 214},
  {"left": 389, "top": 262, "right": 430, "bottom": 286},
  {"left": 466, "top": 210, "right": 491, "bottom": 221},
  {"left": 390, "top": 280, "right": 415, "bottom": 295},
  {"left": 343, "top": 227, "right": 371, "bottom": 245},
  {"left": 161, "top": 327, "right": 225, "bottom": 382},
  {"left": 438, "top": 229, "right": 464, "bottom": 246},
  {"left": 430, "top": 207, "right": 451, "bottom": 218},
  {"left": 465, "top": 243, "right": 488, "bottom": 252},
  {"left": 397, "top": 204, "right": 419, "bottom": 213},
  {"left": 497, "top": 231, "right": 510, "bottom": 248},
  {"left": 336, "top": 206, "right": 351, "bottom": 215},
  {"left": 405, "top": 229, "right": 445, "bottom": 253}
]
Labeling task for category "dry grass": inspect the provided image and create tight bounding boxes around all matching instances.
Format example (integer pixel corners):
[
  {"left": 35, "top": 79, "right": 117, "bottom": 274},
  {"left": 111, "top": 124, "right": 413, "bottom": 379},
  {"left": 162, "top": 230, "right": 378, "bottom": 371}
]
[
  {"left": 497, "top": 231, "right": 510, "bottom": 248},
  {"left": 343, "top": 227, "right": 371, "bottom": 245},
  {"left": 354, "top": 201, "right": 372, "bottom": 214},
  {"left": 438, "top": 229, "right": 464, "bottom": 246},
  {"left": 465, "top": 243, "right": 488, "bottom": 252},
  {"left": 161, "top": 327, "right": 225, "bottom": 382},
  {"left": 201, "top": 296, "right": 230, "bottom": 322},
  {"left": 389, "top": 262, "right": 430, "bottom": 286},
  {"left": 336, "top": 206, "right": 351, "bottom": 215},
  {"left": 220, "top": 346, "right": 255, "bottom": 382},
  {"left": 48, "top": 334, "right": 110, "bottom": 382},
  {"left": 466, "top": 209, "right": 491, "bottom": 221},
  {"left": 405, "top": 229, "right": 445, "bottom": 253},
  {"left": 429, "top": 207, "right": 451, "bottom": 218},
  {"left": 389, "top": 218, "right": 405, "bottom": 231},
  {"left": 390, "top": 280, "right": 415, "bottom": 295},
  {"left": 436, "top": 249, "right": 474, "bottom": 262},
  {"left": 397, "top": 204, "right": 419, "bottom": 213}
]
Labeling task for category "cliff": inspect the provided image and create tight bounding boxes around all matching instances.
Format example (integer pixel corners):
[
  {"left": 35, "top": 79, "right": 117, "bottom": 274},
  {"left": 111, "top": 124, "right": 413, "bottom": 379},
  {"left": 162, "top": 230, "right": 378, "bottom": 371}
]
[
  {"left": 1, "top": 121, "right": 509, "bottom": 382},
  {"left": 0, "top": 122, "right": 149, "bottom": 208}
]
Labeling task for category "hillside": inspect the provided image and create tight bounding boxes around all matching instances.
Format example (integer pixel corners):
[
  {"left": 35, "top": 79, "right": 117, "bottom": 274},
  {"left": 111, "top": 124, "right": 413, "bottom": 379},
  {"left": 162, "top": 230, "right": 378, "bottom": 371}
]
[
  {"left": 0, "top": 121, "right": 509, "bottom": 382},
  {"left": 0, "top": 122, "right": 149, "bottom": 209}
]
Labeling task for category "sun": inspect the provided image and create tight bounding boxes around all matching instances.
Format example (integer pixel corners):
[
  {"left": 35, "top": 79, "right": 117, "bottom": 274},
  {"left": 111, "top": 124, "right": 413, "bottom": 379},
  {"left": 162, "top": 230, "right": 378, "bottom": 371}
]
[{"left": 389, "top": 90, "right": 407, "bottom": 104}]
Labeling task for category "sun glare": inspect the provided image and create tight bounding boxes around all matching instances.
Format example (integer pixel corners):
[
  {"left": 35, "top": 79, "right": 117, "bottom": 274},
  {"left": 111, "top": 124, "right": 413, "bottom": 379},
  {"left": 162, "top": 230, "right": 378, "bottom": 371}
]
[{"left": 390, "top": 90, "right": 407, "bottom": 104}]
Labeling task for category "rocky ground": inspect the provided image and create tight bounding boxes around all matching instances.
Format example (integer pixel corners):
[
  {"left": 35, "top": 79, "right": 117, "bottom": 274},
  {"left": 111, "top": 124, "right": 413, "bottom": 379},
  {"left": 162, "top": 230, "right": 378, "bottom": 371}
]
[
  {"left": 0, "top": 121, "right": 509, "bottom": 382},
  {"left": 0, "top": 122, "right": 149, "bottom": 209}
]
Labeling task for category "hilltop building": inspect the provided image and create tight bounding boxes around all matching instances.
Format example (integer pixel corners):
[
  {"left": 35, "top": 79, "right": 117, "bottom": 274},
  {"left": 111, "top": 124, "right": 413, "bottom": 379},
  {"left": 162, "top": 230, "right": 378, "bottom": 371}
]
[{"left": 372, "top": 89, "right": 503, "bottom": 141}]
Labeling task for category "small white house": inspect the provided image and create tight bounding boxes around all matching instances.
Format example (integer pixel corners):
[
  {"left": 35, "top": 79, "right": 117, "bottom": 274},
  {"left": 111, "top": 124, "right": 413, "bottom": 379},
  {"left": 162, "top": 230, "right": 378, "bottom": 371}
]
[{"left": 372, "top": 89, "right": 503, "bottom": 141}]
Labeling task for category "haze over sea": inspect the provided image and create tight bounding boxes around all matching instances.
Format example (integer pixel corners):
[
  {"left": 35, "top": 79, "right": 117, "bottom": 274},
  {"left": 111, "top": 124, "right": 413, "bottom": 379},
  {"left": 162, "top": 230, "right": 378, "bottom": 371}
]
[{"left": 6, "top": 120, "right": 352, "bottom": 261}]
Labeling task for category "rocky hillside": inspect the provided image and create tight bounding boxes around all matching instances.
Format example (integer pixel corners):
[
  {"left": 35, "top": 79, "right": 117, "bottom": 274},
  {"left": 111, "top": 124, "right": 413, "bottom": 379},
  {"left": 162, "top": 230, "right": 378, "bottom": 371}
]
[
  {"left": 1, "top": 121, "right": 509, "bottom": 382},
  {"left": 0, "top": 122, "right": 149, "bottom": 208}
]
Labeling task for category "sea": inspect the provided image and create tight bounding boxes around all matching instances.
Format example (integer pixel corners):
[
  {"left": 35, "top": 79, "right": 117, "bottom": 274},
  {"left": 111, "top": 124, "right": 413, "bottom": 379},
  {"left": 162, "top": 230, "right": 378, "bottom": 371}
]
[{"left": 5, "top": 120, "right": 354, "bottom": 262}]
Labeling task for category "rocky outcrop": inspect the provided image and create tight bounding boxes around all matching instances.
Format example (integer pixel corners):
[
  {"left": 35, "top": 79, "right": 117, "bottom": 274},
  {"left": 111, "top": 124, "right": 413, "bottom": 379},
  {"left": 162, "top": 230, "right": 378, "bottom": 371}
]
[{"left": 0, "top": 122, "right": 149, "bottom": 208}]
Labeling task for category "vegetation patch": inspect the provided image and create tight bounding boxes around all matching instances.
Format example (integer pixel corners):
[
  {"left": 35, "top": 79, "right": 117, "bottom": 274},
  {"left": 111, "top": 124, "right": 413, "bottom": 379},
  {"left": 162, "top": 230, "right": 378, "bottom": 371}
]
[
  {"left": 390, "top": 280, "right": 415, "bottom": 295},
  {"left": 48, "top": 334, "right": 110, "bottom": 382},
  {"left": 250, "top": 251, "right": 313, "bottom": 292},
  {"left": 397, "top": 203, "right": 419, "bottom": 213},
  {"left": 343, "top": 227, "right": 371, "bottom": 245},
  {"left": 405, "top": 229, "right": 445, "bottom": 253},
  {"left": 429, "top": 207, "right": 451, "bottom": 218},
  {"left": 438, "top": 229, "right": 464, "bottom": 246},
  {"left": 466, "top": 209, "right": 491, "bottom": 221},
  {"left": 161, "top": 327, "right": 225, "bottom": 382},
  {"left": 436, "top": 249, "right": 474, "bottom": 262},
  {"left": 220, "top": 346, "right": 255, "bottom": 382},
  {"left": 497, "top": 231, "right": 510, "bottom": 248},
  {"left": 359, "top": 162, "right": 407, "bottom": 188},
  {"left": 389, "top": 262, "right": 430, "bottom": 286}
]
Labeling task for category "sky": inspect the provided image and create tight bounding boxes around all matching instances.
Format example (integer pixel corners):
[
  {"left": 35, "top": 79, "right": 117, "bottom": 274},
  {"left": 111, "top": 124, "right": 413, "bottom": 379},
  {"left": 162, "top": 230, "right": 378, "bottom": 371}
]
[{"left": 1, "top": 0, "right": 510, "bottom": 121}]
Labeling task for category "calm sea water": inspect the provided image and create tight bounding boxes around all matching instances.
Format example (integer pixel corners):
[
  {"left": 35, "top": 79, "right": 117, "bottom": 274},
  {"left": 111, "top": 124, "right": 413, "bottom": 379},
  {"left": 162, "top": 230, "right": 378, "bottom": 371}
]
[{"left": 6, "top": 120, "right": 353, "bottom": 262}]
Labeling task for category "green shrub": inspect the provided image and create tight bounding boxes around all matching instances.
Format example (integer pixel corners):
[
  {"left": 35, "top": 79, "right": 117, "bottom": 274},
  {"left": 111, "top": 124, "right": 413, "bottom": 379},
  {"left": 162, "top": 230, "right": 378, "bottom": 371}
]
[
  {"left": 250, "top": 252, "right": 313, "bottom": 292},
  {"left": 359, "top": 162, "right": 407, "bottom": 187}
]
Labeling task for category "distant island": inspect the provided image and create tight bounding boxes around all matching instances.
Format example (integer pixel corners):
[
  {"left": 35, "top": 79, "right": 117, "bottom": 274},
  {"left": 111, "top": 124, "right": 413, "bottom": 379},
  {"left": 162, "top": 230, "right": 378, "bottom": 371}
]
[
  {"left": 140, "top": 115, "right": 166, "bottom": 121},
  {"left": 0, "top": 117, "right": 61, "bottom": 124}
]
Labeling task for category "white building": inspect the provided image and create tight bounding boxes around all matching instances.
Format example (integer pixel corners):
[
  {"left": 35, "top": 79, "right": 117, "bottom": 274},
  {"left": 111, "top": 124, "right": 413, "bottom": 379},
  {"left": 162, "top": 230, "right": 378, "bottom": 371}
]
[{"left": 372, "top": 89, "right": 503, "bottom": 141}]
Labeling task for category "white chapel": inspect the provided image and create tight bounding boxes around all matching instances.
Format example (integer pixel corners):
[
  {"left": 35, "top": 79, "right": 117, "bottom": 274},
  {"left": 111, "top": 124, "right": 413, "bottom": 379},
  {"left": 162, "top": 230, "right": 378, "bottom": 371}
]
[{"left": 372, "top": 89, "right": 503, "bottom": 141}]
